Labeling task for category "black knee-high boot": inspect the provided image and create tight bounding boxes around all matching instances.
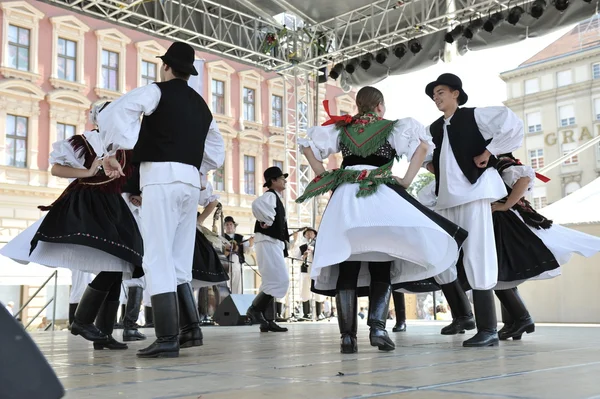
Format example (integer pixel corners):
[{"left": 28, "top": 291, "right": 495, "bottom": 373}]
[
  {"left": 392, "top": 292, "right": 407, "bottom": 332},
  {"left": 137, "top": 292, "right": 180, "bottom": 358},
  {"left": 178, "top": 283, "right": 204, "bottom": 348},
  {"left": 246, "top": 291, "right": 272, "bottom": 331},
  {"left": 123, "top": 286, "right": 146, "bottom": 342},
  {"left": 495, "top": 288, "right": 534, "bottom": 341},
  {"left": 94, "top": 300, "right": 128, "bottom": 350},
  {"left": 71, "top": 286, "right": 109, "bottom": 342},
  {"left": 367, "top": 282, "right": 395, "bottom": 351},
  {"left": 336, "top": 289, "right": 358, "bottom": 353},
  {"left": 315, "top": 301, "right": 324, "bottom": 319},
  {"left": 463, "top": 289, "right": 499, "bottom": 347},
  {"left": 440, "top": 279, "right": 475, "bottom": 335},
  {"left": 68, "top": 303, "right": 77, "bottom": 329},
  {"left": 302, "top": 301, "right": 311, "bottom": 319},
  {"left": 263, "top": 298, "right": 288, "bottom": 332},
  {"left": 144, "top": 306, "right": 154, "bottom": 327}
]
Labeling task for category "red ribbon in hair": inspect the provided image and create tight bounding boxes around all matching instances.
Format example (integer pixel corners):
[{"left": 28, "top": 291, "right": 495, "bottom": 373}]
[
  {"left": 514, "top": 158, "right": 550, "bottom": 183},
  {"left": 322, "top": 100, "right": 353, "bottom": 126}
]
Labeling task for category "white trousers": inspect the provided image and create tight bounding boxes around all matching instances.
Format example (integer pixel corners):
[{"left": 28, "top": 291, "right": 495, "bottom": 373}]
[
  {"left": 255, "top": 238, "right": 289, "bottom": 299},
  {"left": 300, "top": 271, "right": 324, "bottom": 302},
  {"left": 141, "top": 182, "right": 200, "bottom": 296},
  {"left": 229, "top": 258, "right": 243, "bottom": 295},
  {"left": 434, "top": 199, "right": 498, "bottom": 290},
  {"left": 69, "top": 270, "right": 94, "bottom": 303},
  {"left": 143, "top": 288, "right": 151, "bottom": 307}
]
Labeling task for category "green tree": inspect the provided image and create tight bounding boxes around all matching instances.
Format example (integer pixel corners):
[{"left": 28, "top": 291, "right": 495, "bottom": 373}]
[{"left": 407, "top": 172, "right": 435, "bottom": 198}]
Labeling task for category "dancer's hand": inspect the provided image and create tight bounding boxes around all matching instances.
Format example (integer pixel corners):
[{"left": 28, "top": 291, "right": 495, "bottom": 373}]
[
  {"left": 393, "top": 176, "right": 410, "bottom": 189},
  {"left": 425, "top": 162, "right": 435, "bottom": 174},
  {"left": 491, "top": 202, "right": 509, "bottom": 212},
  {"left": 130, "top": 195, "right": 142, "bottom": 207},
  {"left": 474, "top": 149, "right": 492, "bottom": 168},
  {"left": 103, "top": 156, "right": 124, "bottom": 178},
  {"left": 87, "top": 158, "right": 103, "bottom": 177}
]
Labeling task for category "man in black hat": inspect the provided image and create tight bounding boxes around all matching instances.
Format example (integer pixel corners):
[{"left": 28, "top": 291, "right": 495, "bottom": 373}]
[
  {"left": 247, "top": 166, "right": 290, "bottom": 332},
  {"left": 423, "top": 73, "right": 523, "bottom": 347},
  {"left": 98, "top": 41, "right": 225, "bottom": 358},
  {"left": 222, "top": 216, "right": 254, "bottom": 294},
  {"left": 291, "top": 227, "right": 325, "bottom": 320}
]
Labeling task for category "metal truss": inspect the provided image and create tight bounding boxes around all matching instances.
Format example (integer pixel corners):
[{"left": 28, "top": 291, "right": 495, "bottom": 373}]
[{"left": 40, "top": 0, "right": 536, "bottom": 73}]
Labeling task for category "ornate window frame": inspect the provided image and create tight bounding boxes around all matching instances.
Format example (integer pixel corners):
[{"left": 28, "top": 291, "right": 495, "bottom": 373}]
[
  {"left": 49, "top": 15, "right": 89, "bottom": 93},
  {"left": 135, "top": 40, "right": 165, "bottom": 87},
  {"left": 94, "top": 28, "right": 131, "bottom": 99},
  {"left": 238, "top": 70, "right": 263, "bottom": 131},
  {"left": 267, "top": 77, "right": 285, "bottom": 135},
  {"left": 0, "top": 1, "right": 44, "bottom": 83},
  {"left": 267, "top": 134, "right": 286, "bottom": 172},
  {"left": 209, "top": 123, "right": 237, "bottom": 198},
  {"left": 206, "top": 60, "right": 235, "bottom": 125},
  {"left": 238, "top": 131, "right": 265, "bottom": 207},
  {"left": 0, "top": 79, "right": 45, "bottom": 185},
  {"left": 335, "top": 94, "right": 356, "bottom": 116}
]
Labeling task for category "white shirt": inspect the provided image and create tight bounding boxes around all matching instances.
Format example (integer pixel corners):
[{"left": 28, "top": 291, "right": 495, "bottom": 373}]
[
  {"left": 426, "top": 107, "right": 524, "bottom": 210},
  {"left": 96, "top": 83, "right": 225, "bottom": 189},
  {"left": 252, "top": 190, "right": 286, "bottom": 245}
]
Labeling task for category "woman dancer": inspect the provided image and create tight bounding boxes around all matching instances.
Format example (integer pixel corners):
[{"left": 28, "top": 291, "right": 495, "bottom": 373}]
[
  {"left": 297, "top": 87, "right": 467, "bottom": 353},
  {"left": 0, "top": 102, "right": 143, "bottom": 349}
]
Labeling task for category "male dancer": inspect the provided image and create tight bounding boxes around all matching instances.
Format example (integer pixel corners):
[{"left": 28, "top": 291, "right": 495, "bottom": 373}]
[
  {"left": 424, "top": 73, "right": 523, "bottom": 347},
  {"left": 99, "top": 41, "right": 225, "bottom": 357},
  {"left": 246, "top": 166, "right": 290, "bottom": 332},
  {"left": 294, "top": 228, "right": 325, "bottom": 320},
  {"left": 222, "top": 216, "right": 254, "bottom": 294}
]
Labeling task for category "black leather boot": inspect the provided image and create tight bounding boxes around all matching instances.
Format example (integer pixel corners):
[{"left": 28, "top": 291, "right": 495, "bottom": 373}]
[
  {"left": 114, "top": 304, "right": 126, "bottom": 329},
  {"left": 315, "top": 301, "right": 324, "bottom": 320},
  {"left": 71, "top": 285, "right": 109, "bottom": 342},
  {"left": 94, "top": 300, "right": 128, "bottom": 350},
  {"left": 246, "top": 291, "right": 272, "bottom": 331},
  {"left": 137, "top": 292, "right": 180, "bottom": 358},
  {"left": 495, "top": 288, "right": 534, "bottom": 341},
  {"left": 463, "top": 290, "right": 499, "bottom": 347},
  {"left": 68, "top": 303, "right": 77, "bottom": 330},
  {"left": 302, "top": 301, "right": 311, "bottom": 320},
  {"left": 440, "top": 280, "right": 475, "bottom": 335},
  {"left": 336, "top": 289, "right": 358, "bottom": 353},
  {"left": 177, "top": 283, "right": 204, "bottom": 348},
  {"left": 144, "top": 306, "right": 154, "bottom": 327},
  {"left": 263, "top": 298, "right": 288, "bottom": 332},
  {"left": 123, "top": 286, "right": 146, "bottom": 342},
  {"left": 367, "top": 282, "right": 395, "bottom": 351},
  {"left": 392, "top": 291, "right": 407, "bottom": 332}
]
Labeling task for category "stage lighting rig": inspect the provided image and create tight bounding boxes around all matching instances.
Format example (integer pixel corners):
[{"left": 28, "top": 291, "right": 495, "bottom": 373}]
[
  {"left": 360, "top": 53, "right": 374, "bottom": 70},
  {"left": 329, "top": 63, "right": 343, "bottom": 80},
  {"left": 394, "top": 43, "right": 407, "bottom": 59},
  {"left": 408, "top": 39, "right": 422, "bottom": 55},
  {"left": 483, "top": 12, "right": 505, "bottom": 32},
  {"left": 507, "top": 6, "right": 525, "bottom": 25},
  {"left": 463, "top": 19, "right": 484, "bottom": 39},
  {"left": 444, "top": 25, "right": 464, "bottom": 44},
  {"left": 375, "top": 48, "right": 389, "bottom": 64},
  {"left": 530, "top": 0, "right": 547, "bottom": 18},
  {"left": 345, "top": 59, "right": 359, "bottom": 74}
]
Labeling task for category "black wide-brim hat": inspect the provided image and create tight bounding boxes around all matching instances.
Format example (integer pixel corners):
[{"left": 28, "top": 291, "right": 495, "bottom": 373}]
[
  {"left": 303, "top": 227, "right": 318, "bottom": 237},
  {"left": 425, "top": 73, "right": 468, "bottom": 106},
  {"left": 263, "top": 166, "right": 288, "bottom": 187},
  {"left": 157, "top": 41, "right": 198, "bottom": 76},
  {"left": 224, "top": 216, "right": 238, "bottom": 226}
]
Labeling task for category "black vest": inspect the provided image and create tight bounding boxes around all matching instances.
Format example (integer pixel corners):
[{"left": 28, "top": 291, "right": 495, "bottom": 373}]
[
  {"left": 430, "top": 107, "right": 494, "bottom": 195},
  {"left": 254, "top": 190, "right": 289, "bottom": 255},
  {"left": 223, "top": 233, "right": 246, "bottom": 264},
  {"left": 133, "top": 79, "right": 213, "bottom": 169}
]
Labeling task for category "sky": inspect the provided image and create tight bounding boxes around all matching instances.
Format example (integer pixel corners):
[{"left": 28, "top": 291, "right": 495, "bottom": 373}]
[{"left": 375, "top": 24, "right": 576, "bottom": 175}]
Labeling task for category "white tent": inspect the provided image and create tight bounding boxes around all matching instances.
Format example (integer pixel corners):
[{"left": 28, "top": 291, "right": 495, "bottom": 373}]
[{"left": 541, "top": 177, "right": 600, "bottom": 225}]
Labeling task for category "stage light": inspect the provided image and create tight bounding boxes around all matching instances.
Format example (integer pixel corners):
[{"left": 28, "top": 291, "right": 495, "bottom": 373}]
[
  {"left": 375, "top": 48, "right": 389, "bottom": 64},
  {"left": 329, "top": 63, "right": 343, "bottom": 80},
  {"left": 408, "top": 39, "right": 422, "bottom": 55},
  {"left": 554, "top": 0, "right": 569, "bottom": 11},
  {"left": 463, "top": 19, "right": 484, "bottom": 39},
  {"left": 530, "top": 0, "right": 546, "bottom": 18},
  {"left": 394, "top": 43, "right": 407, "bottom": 58},
  {"left": 345, "top": 59, "right": 359, "bottom": 74},
  {"left": 360, "top": 53, "right": 374, "bottom": 70},
  {"left": 483, "top": 12, "right": 504, "bottom": 32},
  {"left": 444, "top": 25, "right": 464, "bottom": 44},
  {"left": 507, "top": 6, "right": 525, "bottom": 25}
]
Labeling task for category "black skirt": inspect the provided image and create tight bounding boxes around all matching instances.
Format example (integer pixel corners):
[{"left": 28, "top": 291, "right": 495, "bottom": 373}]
[
  {"left": 311, "top": 183, "right": 468, "bottom": 297},
  {"left": 31, "top": 189, "right": 143, "bottom": 277},
  {"left": 192, "top": 229, "right": 230, "bottom": 284}
]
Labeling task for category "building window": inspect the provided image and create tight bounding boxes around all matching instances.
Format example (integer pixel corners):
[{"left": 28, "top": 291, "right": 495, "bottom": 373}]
[
  {"left": 299, "top": 164, "right": 310, "bottom": 193},
  {"left": 593, "top": 63, "right": 600, "bottom": 80},
  {"left": 273, "top": 160, "right": 283, "bottom": 170},
  {"left": 5, "top": 115, "right": 28, "bottom": 168},
  {"left": 272, "top": 95, "right": 283, "bottom": 127},
  {"left": 244, "top": 155, "right": 256, "bottom": 195},
  {"left": 532, "top": 196, "right": 547, "bottom": 209},
  {"left": 524, "top": 78, "right": 539, "bottom": 95},
  {"left": 141, "top": 60, "right": 157, "bottom": 86},
  {"left": 565, "top": 181, "right": 580, "bottom": 196},
  {"left": 528, "top": 149, "right": 544, "bottom": 170},
  {"left": 57, "top": 123, "right": 76, "bottom": 141},
  {"left": 556, "top": 70, "right": 572, "bottom": 87},
  {"left": 212, "top": 165, "right": 224, "bottom": 191},
  {"left": 57, "top": 37, "right": 76, "bottom": 81},
  {"left": 211, "top": 79, "right": 225, "bottom": 114},
  {"left": 594, "top": 99, "right": 600, "bottom": 120},
  {"left": 7, "top": 25, "right": 30, "bottom": 71},
  {"left": 101, "top": 49, "right": 119, "bottom": 91},
  {"left": 526, "top": 112, "right": 542, "bottom": 133},
  {"left": 558, "top": 105, "right": 575, "bottom": 127},
  {"left": 562, "top": 142, "right": 579, "bottom": 165},
  {"left": 243, "top": 88, "right": 256, "bottom": 121}
]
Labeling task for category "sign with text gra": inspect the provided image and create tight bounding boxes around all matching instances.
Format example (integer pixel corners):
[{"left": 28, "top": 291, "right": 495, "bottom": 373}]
[
  {"left": 187, "top": 59, "right": 205, "bottom": 97},
  {"left": 544, "top": 124, "right": 600, "bottom": 146}
]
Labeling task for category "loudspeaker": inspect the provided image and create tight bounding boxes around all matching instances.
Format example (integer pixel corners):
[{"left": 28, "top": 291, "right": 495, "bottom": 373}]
[
  {"left": 0, "top": 304, "right": 65, "bottom": 399},
  {"left": 213, "top": 294, "right": 255, "bottom": 326}
]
